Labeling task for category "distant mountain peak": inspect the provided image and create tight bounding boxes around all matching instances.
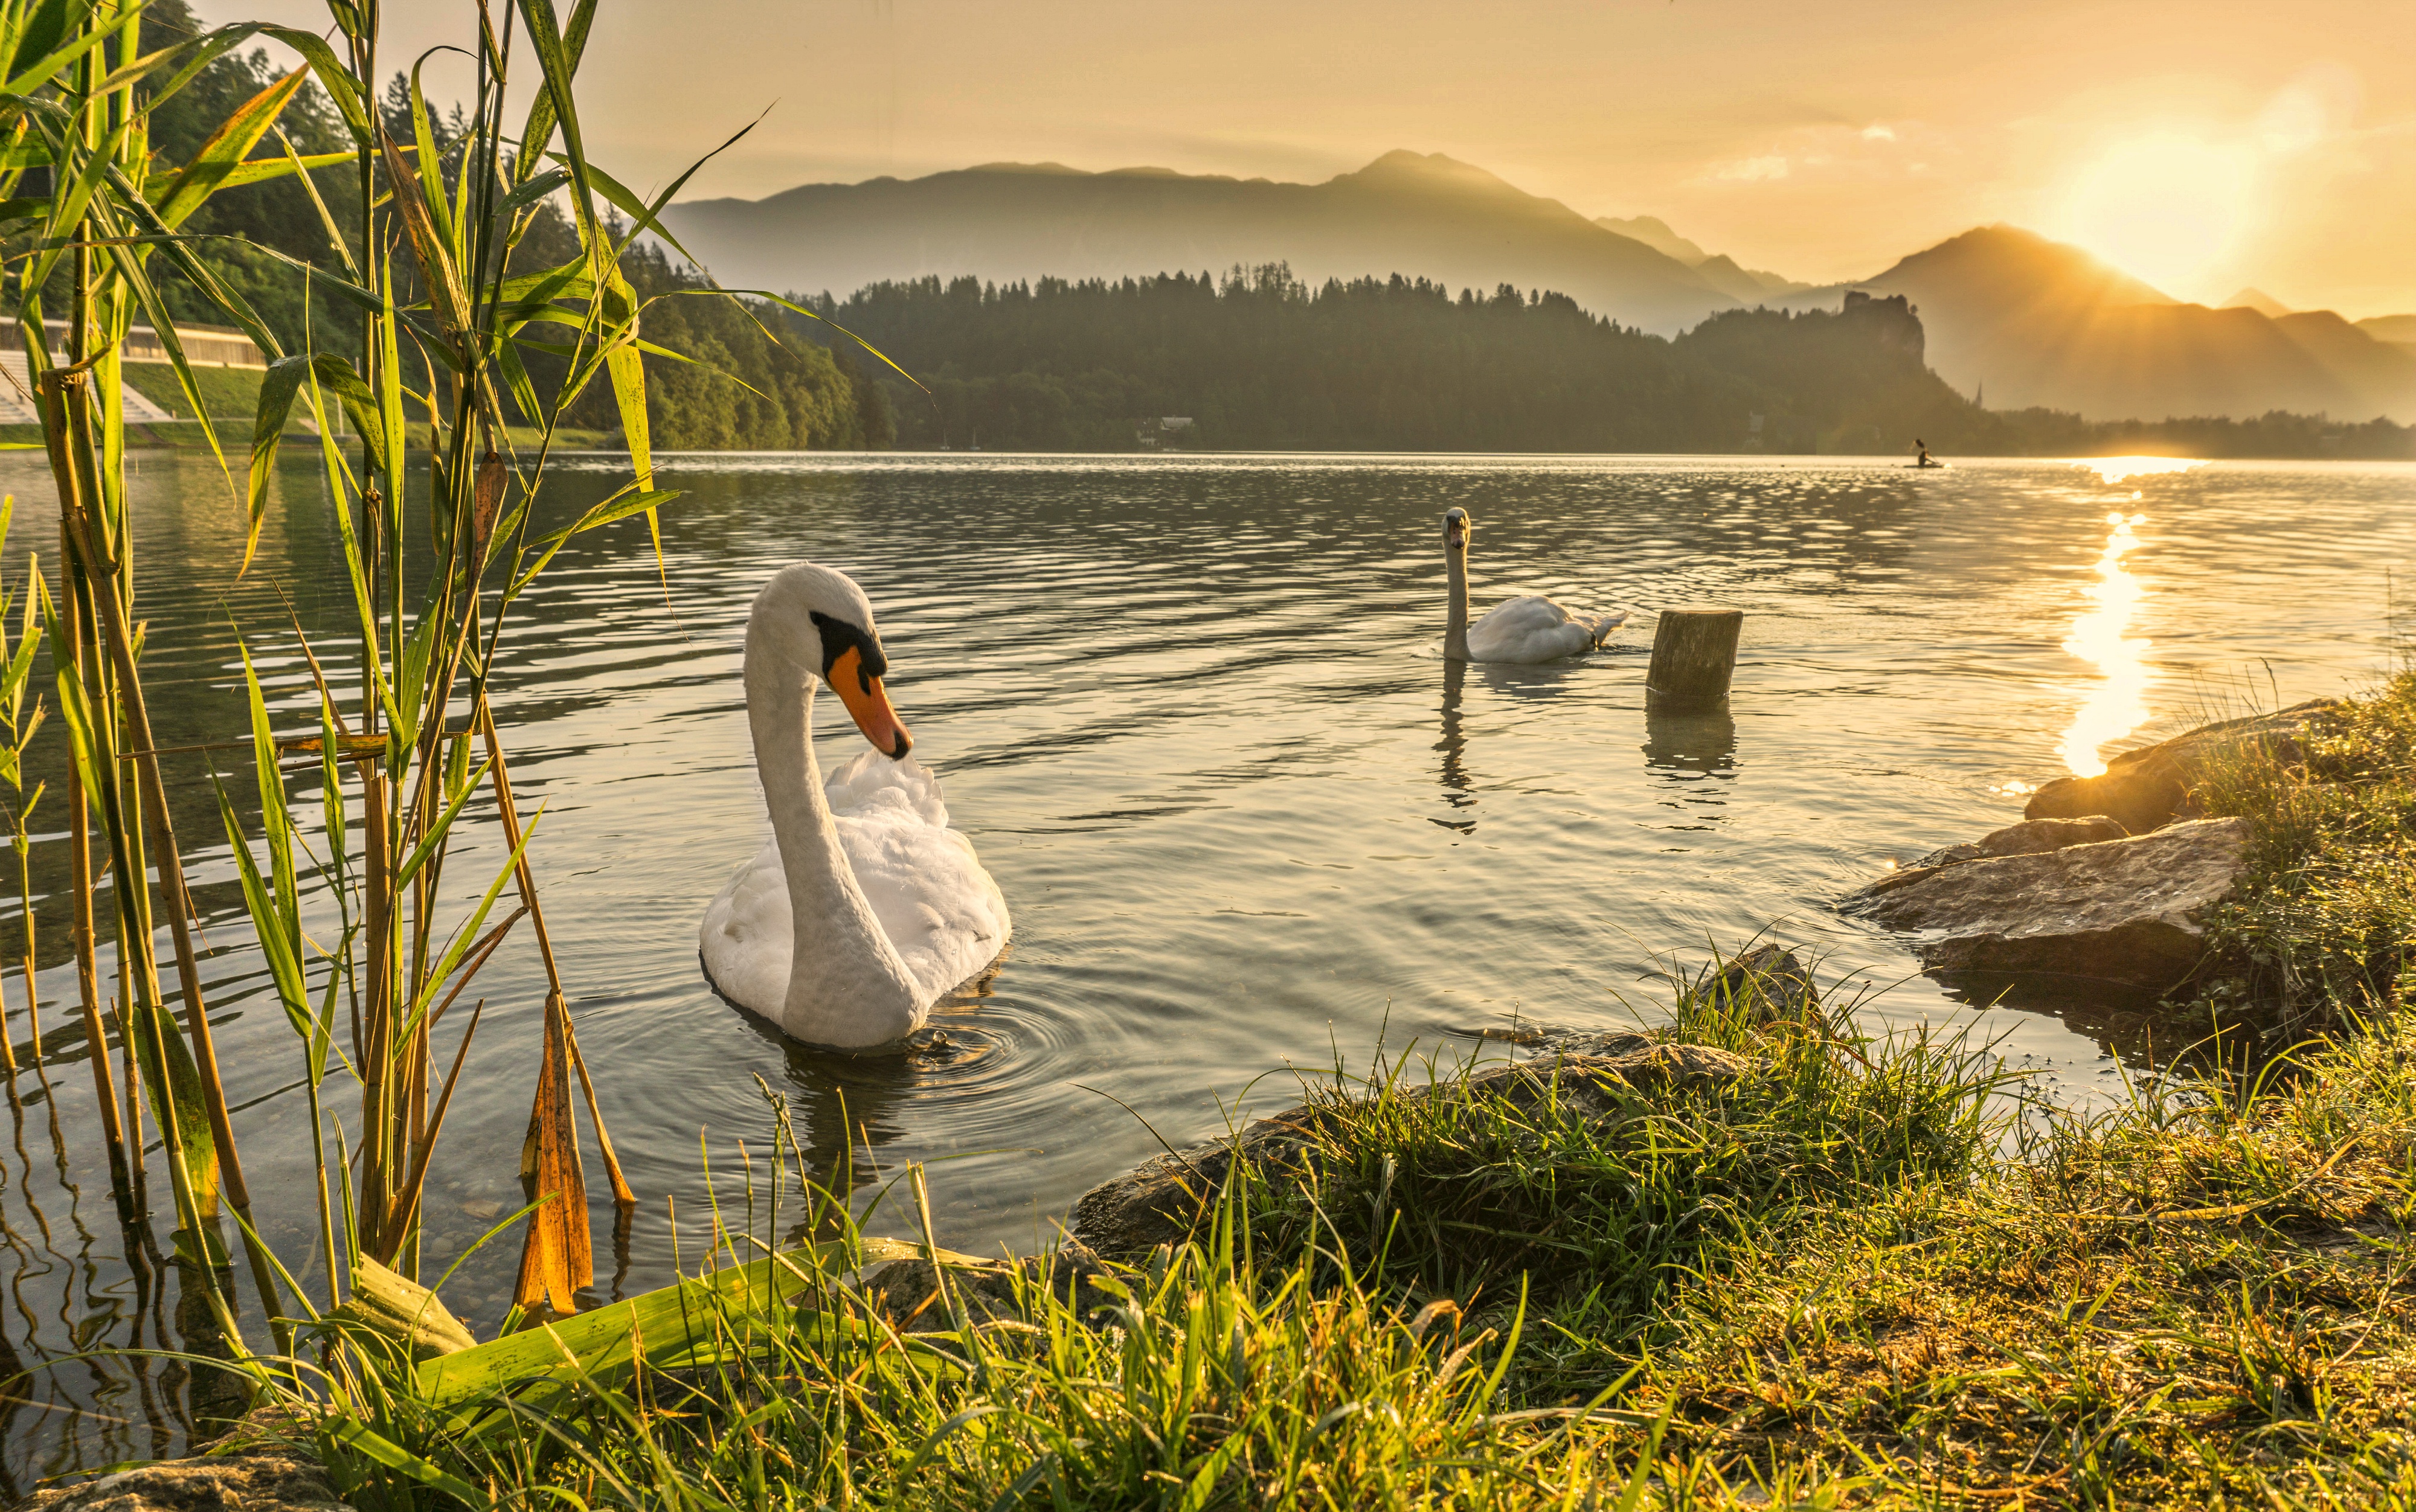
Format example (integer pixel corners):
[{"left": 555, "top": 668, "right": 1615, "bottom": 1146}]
[
  {"left": 2223, "top": 287, "right": 2292, "bottom": 318},
  {"left": 1595, "top": 215, "right": 1708, "bottom": 266},
  {"left": 1338, "top": 150, "right": 1521, "bottom": 194},
  {"left": 962, "top": 161, "right": 1087, "bottom": 176},
  {"left": 1872, "top": 225, "right": 2177, "bottom": 310}
]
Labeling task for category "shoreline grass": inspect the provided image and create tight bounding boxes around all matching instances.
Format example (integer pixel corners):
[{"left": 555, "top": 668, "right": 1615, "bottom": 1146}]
[{"left": 71, "top": 682, "right": 2416, "bottom": 1508}]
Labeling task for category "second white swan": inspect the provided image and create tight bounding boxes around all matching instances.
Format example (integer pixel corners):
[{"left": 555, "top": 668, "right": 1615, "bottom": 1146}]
[
  {"left": 699, "top": 563, "right": 1009, "bottom": 1049},
  {"left": 1442, "top": 507, "right": 1628, "bottom": 663}
]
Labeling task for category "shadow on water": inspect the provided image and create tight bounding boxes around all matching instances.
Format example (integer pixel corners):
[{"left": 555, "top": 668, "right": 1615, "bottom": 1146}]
[
  {"left": 1930, "top": 969, "right": 2284, "bottom": 1083},
  {"left": 1642, "top": 701, "right": 1738, "bottom": 778},
  {"left": 1931, "top": 970, "right": 2173, "bottom": 1060},
  {"left": 1474, "top": 661, "right": 1587, "bottom": 702},
  {"left": 1432, "top": 656, "right": 1594, "bottom": 833},
  {"left": 1434, "top": 659, "right": 1474, "bottom": 832}
]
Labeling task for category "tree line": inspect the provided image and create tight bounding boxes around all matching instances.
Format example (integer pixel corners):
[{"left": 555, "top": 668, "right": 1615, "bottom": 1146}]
[
  {"left": 784, "top": 268, "right": 1979, "bottom": 455},
  {"left": 785, "top": 268, "right": 2412, "bottom": 458}
]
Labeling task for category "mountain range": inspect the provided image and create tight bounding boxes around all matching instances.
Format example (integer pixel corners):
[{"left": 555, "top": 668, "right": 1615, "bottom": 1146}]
[
  {"left": 1775, "top": 228, "right": 2416, "bottom": 423},
  {"left": 668, "top": 150, "right": 1748, "bottom": 335},
  {"left": 665, "top": 151, "right": 2416, "bottom": 426}
]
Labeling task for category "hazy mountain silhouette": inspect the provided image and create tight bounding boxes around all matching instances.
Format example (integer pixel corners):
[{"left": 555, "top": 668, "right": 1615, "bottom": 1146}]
[
  {"left": 1787, "top": 226, "right": 2416, "bottom": 422},
  {"left": 2362, "top": 315, "right": 2416, "bottom": 357},
  {"left": 1594, "top": 214, "right": 1706, "bottom": 264},
  {"left": 1592, "top": 215, "right": 1808, "bottom": 300},
  {"left": 664, "top": 150, "right": 1746, "bottom": 335},
  {"left": 668, "top": 151, "right": 2411, "bottom": 424},
  {"left": 2223, "top": 287, "right": 2291, "bottom": 317}
]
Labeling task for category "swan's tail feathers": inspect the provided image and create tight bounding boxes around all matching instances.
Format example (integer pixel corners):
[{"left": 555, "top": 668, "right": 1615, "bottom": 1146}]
[{"left": 1582, "top": 607, "right": 1633, "bottom": 648}]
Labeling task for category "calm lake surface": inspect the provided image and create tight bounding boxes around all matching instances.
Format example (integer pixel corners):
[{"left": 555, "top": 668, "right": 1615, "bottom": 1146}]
[{"left": 0, "top": 450, "right": 2409, "bottom": 1480}]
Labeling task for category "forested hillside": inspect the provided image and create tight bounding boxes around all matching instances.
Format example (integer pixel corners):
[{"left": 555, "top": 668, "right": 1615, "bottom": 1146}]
[
  {"left": 792, "top": 269, "right": 1993, "bottom": 454},
  {"left": 791, "top": 267, "right": 2414, "bottom": 457},
  {"left": 115, "top": 6, "right": 890, "bottom": 450}
]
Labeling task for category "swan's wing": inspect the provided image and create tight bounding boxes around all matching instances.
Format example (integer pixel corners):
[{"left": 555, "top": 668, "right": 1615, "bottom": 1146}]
[
  {"left": 1467, "top": 595, "right": 1587, "bottom": 662},
  {"left": 699, "top": 833, "right": 791, "bottom": 1019},
  {"left": 826, "top": 751, "right": 1013, "bottom": 1004}
]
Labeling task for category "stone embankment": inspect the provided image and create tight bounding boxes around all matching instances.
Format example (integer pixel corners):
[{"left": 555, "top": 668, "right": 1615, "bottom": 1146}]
[{"left": 1845, "top": 700, "right": 2337, "bottom": 993}]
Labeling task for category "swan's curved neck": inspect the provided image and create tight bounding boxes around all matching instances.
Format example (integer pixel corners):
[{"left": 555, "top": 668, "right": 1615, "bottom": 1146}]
[
  {"left": 745, "top": 626, "right": 918, "bottom": 1045},
  {"left": 1444, "top": 539, "right": 1471, "bottom": 661}
]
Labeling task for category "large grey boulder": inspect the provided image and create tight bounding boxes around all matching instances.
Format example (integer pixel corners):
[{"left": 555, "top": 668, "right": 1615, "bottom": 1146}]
[
  {"left": 1843, "top": 816, "right": 2250, "bottom": 990},
  {"left": 2024, "top": 700, "right": 2336, "bottom": 834},
  {"left": 1068, "top": 1042, "right": 1750, "bottom": 1258}
]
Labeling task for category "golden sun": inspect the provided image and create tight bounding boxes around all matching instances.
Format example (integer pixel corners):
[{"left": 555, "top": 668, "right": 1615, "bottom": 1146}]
[{"left": 2055, "top": 135, "right": 2255, "bottom": 296}]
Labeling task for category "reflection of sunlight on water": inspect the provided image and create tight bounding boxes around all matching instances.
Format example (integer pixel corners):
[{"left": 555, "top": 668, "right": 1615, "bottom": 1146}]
[
  {"left": 2082, "top": 456, "right": 2202, "bottom": 485},
  {"left": 2058, "top": 512, "right": 2152, "bottom": 777}
]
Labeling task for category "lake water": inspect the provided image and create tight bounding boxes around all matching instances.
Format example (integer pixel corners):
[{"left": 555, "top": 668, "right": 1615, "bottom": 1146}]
[{"left": 0, "top": 450, "right": 2408, "bottom": 1482}]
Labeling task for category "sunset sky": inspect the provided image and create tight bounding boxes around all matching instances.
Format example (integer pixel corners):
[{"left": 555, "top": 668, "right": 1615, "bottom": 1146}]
[{"left": 242, "top": 0, "right": 2415, "bottom": 318}]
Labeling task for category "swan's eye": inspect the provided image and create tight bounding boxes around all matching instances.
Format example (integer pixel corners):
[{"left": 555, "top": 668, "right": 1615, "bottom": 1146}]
[{"left": 808, "top": 610, "right": 887, "bottom": 692}]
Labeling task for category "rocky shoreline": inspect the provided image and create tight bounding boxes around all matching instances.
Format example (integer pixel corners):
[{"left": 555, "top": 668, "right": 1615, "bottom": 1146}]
[{"left": 1842, "top": 699, "right": 2338, "bottom": 1001}]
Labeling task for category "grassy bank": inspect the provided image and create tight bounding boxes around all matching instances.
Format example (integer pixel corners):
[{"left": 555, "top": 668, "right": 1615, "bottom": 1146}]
[
  {"left": 2193, "top": 670, "right": 2416, "bottom": 1021},
  {"left": 143, "top": 681, "right": 2416, "bottom": 1510}
]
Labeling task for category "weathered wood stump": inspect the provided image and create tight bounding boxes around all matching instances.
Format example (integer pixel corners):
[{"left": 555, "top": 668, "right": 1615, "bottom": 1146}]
[{"left": 1645, "top": 609, "right": 1742, "bottom": 707}]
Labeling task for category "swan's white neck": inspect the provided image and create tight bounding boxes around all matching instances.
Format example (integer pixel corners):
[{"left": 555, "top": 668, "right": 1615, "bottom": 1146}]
[
  {"left": 1444, "top": 539, "right": 1471, "bottom": 661},
  {"left": 745, "top": 626, "right": 920, "bottom": 1047}
]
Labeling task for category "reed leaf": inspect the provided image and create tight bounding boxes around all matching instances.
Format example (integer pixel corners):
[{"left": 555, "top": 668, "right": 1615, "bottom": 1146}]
[
  {"left": 1, "top": 1, "right": 111, "bottom": 97},
  {"left": 150, "top": 64, "right": 310, "bottom": 229},
  {"left": 391, "top": 757, "right": 495, "bottom": 892}
]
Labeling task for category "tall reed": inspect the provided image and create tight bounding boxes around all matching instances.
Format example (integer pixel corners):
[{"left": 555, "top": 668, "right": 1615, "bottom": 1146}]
[{"left": 4, "top": 0, "right": 793, "bottom": 1363}]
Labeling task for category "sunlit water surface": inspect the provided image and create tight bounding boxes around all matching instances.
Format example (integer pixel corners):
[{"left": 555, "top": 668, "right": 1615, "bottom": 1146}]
[{"left": 0, "top": 451, "right": 2408, "bottom": 1481}]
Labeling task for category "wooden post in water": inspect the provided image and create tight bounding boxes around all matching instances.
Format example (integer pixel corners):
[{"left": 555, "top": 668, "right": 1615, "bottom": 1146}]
[{"left": 1645, "top": 609, "right": 1743, "bottom": 707}]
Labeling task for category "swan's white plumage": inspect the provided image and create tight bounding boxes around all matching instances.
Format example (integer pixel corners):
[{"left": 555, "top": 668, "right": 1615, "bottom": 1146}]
[
  {"left": 1464, "top": 595, "right": 1630, "bottom": 664},
  {"left": 701, "top": 750, "right": 1009, "bottom": 1030}
]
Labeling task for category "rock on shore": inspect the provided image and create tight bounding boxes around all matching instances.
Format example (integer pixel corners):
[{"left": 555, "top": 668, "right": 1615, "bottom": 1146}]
[
  {"left": 16, "top": 1452, "right": 349, "bottom": 1512},
  {"left": 1844, "top": 816, "right": 2250, "bottom": 990},
  {"left": 2023, "top": 699, "right": 2336, "bottom": 834}
]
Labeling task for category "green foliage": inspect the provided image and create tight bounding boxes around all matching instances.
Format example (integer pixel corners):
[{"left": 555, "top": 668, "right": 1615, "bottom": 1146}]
[
  {"left": 217, "top": 957, "right": 2416, "bottom": 1510},
  {"left": 800, "top": 265, "right": 1927, "bottom": 453},
  {"left": 2194, "top": 673, "right": 2416, "bottom": 1008},
  {"left": 1242, "top": 976, "right": 2006, "bottom": 1337},
  {"left": 136, "top": 0, "right": 360, "bottom": 352},
  {"left": 562, "top": 242, "right": 893, "bottom": 450},
  {"left": 791, "top": 267, "right": 2415, "bottom": 458}
]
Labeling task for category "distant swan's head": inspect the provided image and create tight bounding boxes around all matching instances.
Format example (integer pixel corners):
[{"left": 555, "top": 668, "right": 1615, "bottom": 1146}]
[
  {"left": 754, "top": 563, "right": 913, "bottom": 760},
  {"left": 1443, "top": 507, "right": 1472, "bottom": 551}
]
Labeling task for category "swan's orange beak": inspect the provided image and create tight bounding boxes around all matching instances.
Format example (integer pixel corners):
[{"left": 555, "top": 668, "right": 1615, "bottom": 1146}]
[{"left": 830, "top": 645, "right": 913, "bottom": 760}]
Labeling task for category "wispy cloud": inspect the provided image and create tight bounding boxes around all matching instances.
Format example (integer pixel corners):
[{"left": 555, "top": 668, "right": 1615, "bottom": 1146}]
[{"left": 1716, "top": 155, "right": 1791, "bottom": 182}]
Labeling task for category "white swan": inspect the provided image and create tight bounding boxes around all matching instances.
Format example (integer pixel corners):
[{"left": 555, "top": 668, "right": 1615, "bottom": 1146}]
[
  {"left": 699, "top": 563, "right": 1010, "bottom": 1049},
  {"left": 1442, "top": 507, "right": 1628, "bottom": 664}
]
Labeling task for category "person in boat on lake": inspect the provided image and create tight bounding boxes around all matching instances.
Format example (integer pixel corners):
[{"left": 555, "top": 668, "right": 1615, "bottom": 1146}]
[{"left": 1913, "top": 439, "right": 1933, "bottom": 467}]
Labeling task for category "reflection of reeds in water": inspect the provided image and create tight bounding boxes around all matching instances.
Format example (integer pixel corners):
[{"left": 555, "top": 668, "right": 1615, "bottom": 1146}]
[{"left": 2057, "top": 511, "right": 2153, "bottom": 778}]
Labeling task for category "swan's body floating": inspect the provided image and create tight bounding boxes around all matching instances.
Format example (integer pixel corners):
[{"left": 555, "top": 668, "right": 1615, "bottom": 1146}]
[
  {"left": 1442, "top": 507, "right": 1627, "bottom": 663},
  {"left": 699, "top": 563, "right": 1009, "bottom": 1049}
]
